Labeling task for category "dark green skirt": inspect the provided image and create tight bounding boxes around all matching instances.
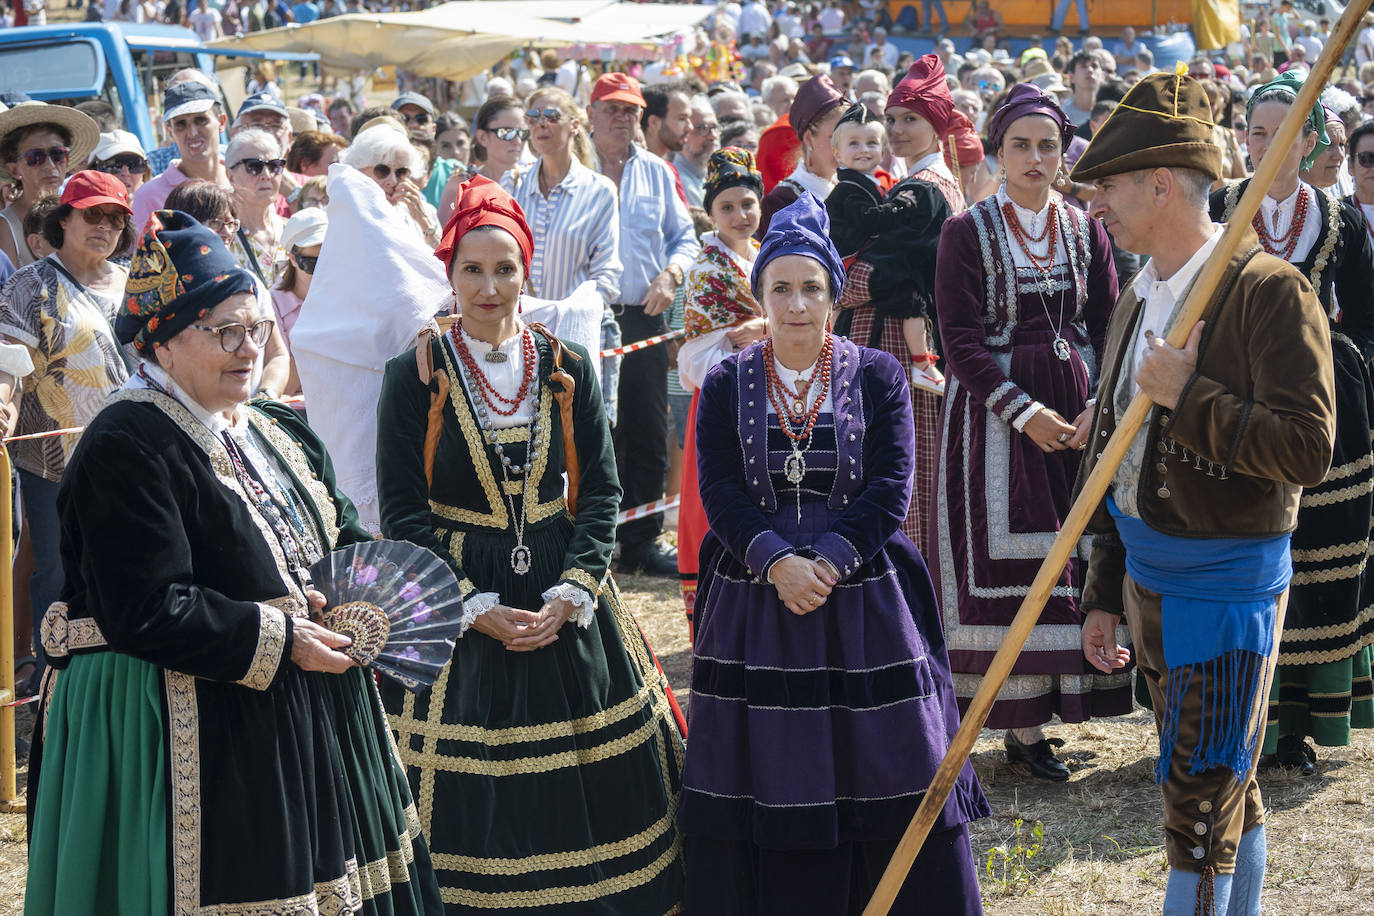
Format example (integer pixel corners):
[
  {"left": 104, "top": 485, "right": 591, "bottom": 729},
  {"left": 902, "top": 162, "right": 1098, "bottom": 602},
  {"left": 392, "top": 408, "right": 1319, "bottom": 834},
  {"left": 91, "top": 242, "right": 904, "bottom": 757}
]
[
  {"left": 320, "top": 667, "right": 445, "bottom": 915},
  {"left": 1262, "top": 646, "right": 1374, "bottom": 751},
  {"left": 382, "top": 515, "right": 685, "bottom": 914},
  {"left": 26, "top": 653, "right": 169, "bottom": 914}
]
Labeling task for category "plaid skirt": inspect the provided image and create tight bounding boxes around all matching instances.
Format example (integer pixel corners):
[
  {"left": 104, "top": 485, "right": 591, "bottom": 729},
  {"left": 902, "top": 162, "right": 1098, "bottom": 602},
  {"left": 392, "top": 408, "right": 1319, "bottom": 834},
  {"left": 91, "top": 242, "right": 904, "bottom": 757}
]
[{"left": 843, "top": 305, "right": 938, "bottom": 559}]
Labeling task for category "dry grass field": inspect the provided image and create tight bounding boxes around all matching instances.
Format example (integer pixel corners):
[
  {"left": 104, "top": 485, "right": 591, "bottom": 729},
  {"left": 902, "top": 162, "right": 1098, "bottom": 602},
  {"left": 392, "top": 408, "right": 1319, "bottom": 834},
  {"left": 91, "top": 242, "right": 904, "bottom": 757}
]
[{"left": 2, "top": 573, "right": 1371, "bottom": 915}]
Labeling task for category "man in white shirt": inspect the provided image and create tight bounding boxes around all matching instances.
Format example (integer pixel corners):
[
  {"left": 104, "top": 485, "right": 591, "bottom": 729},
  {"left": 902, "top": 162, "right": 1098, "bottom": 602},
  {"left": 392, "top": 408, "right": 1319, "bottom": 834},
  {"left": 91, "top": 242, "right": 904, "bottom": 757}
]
[
  {"left": 864, "top": 26, "right": 899, "bottom": 71},
  {"left": 737, "top": 0, "right": 769, "bottom": 39},
  {"left": 817, "top": 1, "right": 843, "bottom": 31},
  {"left": 188, "top": 0, "right": 221, "bottom": 38},
  {"left": 1294, "top": 21, "right": 1323, "bottom": 60}
]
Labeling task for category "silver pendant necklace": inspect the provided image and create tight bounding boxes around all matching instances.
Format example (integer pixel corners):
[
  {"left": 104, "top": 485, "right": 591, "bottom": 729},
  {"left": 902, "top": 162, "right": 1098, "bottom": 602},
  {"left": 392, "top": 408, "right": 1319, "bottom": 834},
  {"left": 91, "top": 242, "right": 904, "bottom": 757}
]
[
  {"left": 455, "top": 347, "right": 540, "bottom": 575},
  {"left": 1008, "top": 200, "right": 1072, "bottom": 361}
]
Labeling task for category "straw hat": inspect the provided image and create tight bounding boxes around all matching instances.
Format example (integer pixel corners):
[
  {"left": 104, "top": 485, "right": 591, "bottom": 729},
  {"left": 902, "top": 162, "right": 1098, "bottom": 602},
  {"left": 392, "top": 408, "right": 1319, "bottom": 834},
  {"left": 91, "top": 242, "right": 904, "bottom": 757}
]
[{"left": 0, "top": 101, "right": 101, "bottom": 182}]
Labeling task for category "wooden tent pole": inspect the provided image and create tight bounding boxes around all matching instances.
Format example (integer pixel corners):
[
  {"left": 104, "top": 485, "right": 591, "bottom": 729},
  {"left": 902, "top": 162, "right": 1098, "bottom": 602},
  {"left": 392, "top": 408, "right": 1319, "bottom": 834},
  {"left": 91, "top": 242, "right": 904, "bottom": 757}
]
[{"left": 862, "top": 3, "right": 1372, "bottom": 910}]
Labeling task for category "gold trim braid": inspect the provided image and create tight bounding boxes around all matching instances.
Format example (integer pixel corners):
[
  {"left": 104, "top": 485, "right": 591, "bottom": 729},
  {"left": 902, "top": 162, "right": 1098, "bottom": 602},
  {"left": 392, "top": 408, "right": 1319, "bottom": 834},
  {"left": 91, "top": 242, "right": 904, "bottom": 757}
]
[
  {"left": 431, "top": 811, "right": 673, "bottom": 876},
  {"left": 438, "top": 840, "right": 681, "bottom": 910},
  {"left": 236, "top": 604, "right": 287, "bottom": 691}
]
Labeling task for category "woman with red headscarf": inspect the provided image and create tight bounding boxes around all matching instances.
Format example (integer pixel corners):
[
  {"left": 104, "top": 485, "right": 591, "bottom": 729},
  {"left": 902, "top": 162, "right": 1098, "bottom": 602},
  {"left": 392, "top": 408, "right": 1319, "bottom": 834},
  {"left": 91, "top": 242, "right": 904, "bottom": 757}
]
[
  {"left": 832, "top": 55, "right": 964, "bottom": 559},
  {"left": 930, "top": 84, "right": 1130, "bottom": 780},
  {"left": 374, "top": 175, "right": 686, "bottom": 913}
]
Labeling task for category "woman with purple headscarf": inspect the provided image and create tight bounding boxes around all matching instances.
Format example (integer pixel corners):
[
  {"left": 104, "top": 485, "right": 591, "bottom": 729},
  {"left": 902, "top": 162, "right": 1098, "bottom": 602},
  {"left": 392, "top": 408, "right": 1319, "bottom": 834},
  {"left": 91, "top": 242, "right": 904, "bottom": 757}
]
[
  {"left": 929, "top": 83, "right": 1132, "bottom": 780},
  {"left": 679, "top": 192, "right": 987, "bottom": 914}
]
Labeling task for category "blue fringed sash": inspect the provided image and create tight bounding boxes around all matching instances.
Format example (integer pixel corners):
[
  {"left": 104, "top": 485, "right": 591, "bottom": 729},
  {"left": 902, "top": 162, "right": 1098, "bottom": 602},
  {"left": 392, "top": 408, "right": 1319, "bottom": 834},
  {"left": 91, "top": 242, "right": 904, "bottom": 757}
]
[{"left": 1107, "top": 495, "right": 1289, "bottom": 783}]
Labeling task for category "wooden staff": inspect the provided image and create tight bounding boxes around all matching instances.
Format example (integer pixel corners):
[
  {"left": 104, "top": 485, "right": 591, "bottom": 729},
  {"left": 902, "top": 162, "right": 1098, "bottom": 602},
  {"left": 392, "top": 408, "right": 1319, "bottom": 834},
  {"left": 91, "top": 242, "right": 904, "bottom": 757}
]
[{"left": 863, "top": 3, "right": 1372, "bottom": 910}]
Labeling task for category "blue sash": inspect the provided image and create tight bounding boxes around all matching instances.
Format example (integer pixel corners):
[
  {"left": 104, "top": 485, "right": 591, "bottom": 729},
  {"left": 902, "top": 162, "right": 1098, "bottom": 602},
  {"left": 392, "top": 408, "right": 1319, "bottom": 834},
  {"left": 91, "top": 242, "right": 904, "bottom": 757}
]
[{"left": 1107, "top": 495, "right": 1288, "bottom": 782}]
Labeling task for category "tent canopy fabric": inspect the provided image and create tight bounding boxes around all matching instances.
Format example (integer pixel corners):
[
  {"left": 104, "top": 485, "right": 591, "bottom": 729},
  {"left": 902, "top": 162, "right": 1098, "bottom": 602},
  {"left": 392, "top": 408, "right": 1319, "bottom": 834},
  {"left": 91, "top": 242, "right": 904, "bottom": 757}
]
[{"left": 206, "top": 0, "right": 715, "bottom": 80}]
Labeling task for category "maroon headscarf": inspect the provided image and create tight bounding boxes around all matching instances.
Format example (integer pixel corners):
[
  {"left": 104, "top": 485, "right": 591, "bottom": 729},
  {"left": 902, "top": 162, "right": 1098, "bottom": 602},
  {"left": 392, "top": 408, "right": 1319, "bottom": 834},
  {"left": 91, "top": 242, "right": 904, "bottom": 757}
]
[
  {"left": 886, "top": 54, "right": 955, "bottom": 136},
  {"left": 986, "top": 82, "right": 1075, "bottom": 152}
]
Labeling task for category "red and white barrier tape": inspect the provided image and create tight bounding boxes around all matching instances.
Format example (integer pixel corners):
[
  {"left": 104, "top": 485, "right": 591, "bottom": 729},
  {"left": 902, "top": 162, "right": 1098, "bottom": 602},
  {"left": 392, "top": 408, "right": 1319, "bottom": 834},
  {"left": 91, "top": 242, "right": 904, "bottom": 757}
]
[
  {"left": 616, "top": 495, "right": 680, "bottom": 525},
  {"left": 600, "top": 328, "right": 685, "bottom": 359},
  {"left": 2, "top": 693, "right": 38, "bottom": 709}
]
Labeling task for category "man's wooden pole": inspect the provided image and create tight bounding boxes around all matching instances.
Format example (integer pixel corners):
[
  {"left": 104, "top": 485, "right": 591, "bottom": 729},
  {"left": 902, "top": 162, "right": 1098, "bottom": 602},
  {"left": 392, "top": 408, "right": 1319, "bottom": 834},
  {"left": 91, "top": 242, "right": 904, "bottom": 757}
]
[{"left": 863, "top": 5, "right": 1371, "bottom": 910}]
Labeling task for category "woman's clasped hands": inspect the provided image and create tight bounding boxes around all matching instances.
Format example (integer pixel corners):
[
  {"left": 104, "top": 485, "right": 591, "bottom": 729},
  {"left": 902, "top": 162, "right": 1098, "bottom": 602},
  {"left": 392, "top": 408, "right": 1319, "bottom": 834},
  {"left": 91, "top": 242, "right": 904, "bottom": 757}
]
[
  {"left": 771, "top": 554, "right": 838, "bottom": 616},
  {"left": 472, "top": 596, "right": 579, "bottom": 651}
]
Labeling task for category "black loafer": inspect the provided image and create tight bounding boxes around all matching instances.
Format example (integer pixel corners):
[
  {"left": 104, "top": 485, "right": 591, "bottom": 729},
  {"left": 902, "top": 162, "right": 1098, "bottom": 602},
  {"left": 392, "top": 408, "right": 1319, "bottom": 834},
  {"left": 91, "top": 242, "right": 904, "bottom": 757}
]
[
  {"left": 617, "top": 541, "right": 680, "bottom": 578},
  {"left": 1004, "top": 732, "right": 1071, "bottom": 781},
  {"left": 1276, "top": 735, "right": 1317, "bottom": 777}
]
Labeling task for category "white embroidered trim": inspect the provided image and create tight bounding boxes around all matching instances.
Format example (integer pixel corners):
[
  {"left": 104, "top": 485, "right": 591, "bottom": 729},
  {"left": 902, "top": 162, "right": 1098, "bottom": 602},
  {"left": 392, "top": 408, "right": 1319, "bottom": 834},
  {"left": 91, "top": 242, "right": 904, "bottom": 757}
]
[
  {"left": 457, "top": 592, "right": 501, "bottom": 636},
  {"left": 1011, "top": 401, "right": 1043, "bottom": 432},
  {"left": 542, "top": 583, "right": 597, "bottom": 629}
]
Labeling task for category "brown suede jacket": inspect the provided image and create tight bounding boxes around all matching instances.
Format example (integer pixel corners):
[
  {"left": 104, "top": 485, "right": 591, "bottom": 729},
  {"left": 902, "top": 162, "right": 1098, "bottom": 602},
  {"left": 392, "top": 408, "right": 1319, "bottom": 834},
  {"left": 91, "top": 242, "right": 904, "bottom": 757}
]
[{"left": 1077, "top": 227, "right": 1337, "bottom": 617}]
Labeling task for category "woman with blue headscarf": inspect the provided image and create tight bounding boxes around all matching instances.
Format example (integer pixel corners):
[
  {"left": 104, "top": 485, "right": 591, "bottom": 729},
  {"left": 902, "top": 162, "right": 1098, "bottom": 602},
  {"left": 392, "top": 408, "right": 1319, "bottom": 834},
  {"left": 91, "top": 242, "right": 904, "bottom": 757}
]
[
  {"left": 678, "top": 192, "right": 988, "bottom": 915},
  {"left": 1210, "top": 71, "right": 1374, "bottom": 775}
]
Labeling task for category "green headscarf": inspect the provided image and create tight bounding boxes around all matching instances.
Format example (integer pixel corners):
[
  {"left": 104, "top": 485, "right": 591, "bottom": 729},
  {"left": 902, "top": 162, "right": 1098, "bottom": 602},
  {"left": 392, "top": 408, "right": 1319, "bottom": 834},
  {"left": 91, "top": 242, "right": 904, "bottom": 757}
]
[{"left": 1246, "top": 71, "right": 1329, "bottom": 171}]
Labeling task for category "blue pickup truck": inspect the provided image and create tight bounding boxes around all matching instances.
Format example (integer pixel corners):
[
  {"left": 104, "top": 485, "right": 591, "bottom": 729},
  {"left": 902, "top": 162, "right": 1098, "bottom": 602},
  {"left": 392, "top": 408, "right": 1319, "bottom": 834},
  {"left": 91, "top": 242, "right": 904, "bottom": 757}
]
[{"left": 0, "top": 22, "right": 317, "bottom": 150}]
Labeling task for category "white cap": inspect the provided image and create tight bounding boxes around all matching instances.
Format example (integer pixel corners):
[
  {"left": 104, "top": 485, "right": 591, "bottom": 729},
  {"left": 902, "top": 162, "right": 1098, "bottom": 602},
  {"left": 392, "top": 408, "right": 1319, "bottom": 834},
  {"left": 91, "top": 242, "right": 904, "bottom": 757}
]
[
  {"left": 281, "top": 207, "right": 328, "bottom": 252},
  {"left": 90, "top": 129, "right": 146, "bottom": 163}
]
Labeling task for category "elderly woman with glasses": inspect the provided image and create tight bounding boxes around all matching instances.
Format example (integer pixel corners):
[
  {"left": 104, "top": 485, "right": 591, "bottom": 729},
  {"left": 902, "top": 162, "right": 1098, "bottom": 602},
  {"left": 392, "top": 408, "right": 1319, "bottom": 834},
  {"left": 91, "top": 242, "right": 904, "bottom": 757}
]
[
  {"left": 25, "top": 210, "right": 445, "bottom": 915},
  {"left": 0, "top": 103, "right": 100, "bottom": 269},
  {"left": 0, "top": 171, "right": 135, "bottom": 697},
  {"left": 340, "top": 119, "right": 440, "bottom": 247},
  {"left": 224, "top": 128, "right": 286, "bottom": 287},
  {"left": 166, "top": 178, "right": 296, "bottom": 404}
]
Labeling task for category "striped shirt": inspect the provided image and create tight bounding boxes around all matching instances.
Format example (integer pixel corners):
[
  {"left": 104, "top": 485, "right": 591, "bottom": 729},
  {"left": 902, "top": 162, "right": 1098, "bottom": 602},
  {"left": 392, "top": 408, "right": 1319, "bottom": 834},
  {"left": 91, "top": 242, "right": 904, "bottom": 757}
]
[
  {"left": 596, "top": 144, "right": 699, "bottom": 304},
  {"left": 509, "top": 158, "right": 623, "bottom": 304}
]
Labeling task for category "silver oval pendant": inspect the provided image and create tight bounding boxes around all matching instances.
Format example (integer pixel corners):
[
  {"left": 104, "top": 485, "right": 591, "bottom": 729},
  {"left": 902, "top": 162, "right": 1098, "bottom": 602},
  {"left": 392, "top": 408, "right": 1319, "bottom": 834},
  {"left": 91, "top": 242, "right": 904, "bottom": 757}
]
[
  {"left": 485, "top": 350, "right": 509, "bottom": 363},
  {"left": 1053, "top": 336, "right": 1072, "bottom": 361},
  {"left": 510, "top": 544, "right": 531, "bottom": 575},
  {"left": 784, "top": 450, "right": 805, "bottom": 484}
]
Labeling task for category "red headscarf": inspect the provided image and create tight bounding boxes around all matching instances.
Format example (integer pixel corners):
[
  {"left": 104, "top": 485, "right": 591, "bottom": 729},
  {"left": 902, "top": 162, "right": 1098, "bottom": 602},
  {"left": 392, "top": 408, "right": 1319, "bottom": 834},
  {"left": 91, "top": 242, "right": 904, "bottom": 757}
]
[
  {"left": 886, "top": 54, "right": 955, "bottom": 136},
  {"left": 942, "top": 110, "right": 985, "bottom": 170},
  {"left": 433, "top": 174, "right": 534, "bottom": 270}
]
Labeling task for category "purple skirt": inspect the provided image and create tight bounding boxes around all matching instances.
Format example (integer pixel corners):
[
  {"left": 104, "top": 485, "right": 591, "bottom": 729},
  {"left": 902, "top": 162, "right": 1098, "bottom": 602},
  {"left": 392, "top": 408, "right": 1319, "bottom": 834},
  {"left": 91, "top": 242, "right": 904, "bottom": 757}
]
[{"left": 679, "top": 497, "right": 988, "bottom": 851}]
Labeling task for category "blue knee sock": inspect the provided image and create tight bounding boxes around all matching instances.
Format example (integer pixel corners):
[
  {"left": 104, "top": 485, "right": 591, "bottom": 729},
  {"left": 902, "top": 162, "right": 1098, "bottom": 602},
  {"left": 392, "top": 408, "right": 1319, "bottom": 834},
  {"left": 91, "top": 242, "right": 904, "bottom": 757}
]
[
  {"left": 1163, "top": 867, "right": 1234, "bottom": 915},
  {"left": 1226, "top": 826, "right": 1267, "bottom": 916}
]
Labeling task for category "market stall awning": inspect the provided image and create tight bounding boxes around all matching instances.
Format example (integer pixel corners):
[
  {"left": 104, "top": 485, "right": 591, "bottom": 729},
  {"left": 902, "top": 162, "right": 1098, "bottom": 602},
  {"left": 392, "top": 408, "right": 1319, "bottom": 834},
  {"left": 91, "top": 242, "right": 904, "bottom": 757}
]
[{"left": 205, "top": 1, "right": 716, "bottom": 80}]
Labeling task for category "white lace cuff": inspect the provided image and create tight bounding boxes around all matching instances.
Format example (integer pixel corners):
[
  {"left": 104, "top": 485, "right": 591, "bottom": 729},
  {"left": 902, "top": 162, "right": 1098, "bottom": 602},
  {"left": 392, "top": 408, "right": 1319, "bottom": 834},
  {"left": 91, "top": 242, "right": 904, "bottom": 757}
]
[
  {"left": 457, "top": 591, "right": 501, "bottom": 636},
  {"left": 1011, "top": 401, "right": 1044, "bottom": 433},
  {"left": 542, "top": 583, "right": 597, "bottom": 629}
]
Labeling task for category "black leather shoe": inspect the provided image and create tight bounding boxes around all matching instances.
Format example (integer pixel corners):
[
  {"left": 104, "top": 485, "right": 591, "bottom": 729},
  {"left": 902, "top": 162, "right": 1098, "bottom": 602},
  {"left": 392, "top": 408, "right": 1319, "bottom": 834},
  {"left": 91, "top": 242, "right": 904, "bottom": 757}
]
[
  {"left": 1004, "top": 732, "right": 1071, "bottom": 781},
  {"left": 1276, "top": 735, "right": 1317, "bottom": 776},
  {"left": 617, "top": 541, "right": 679, "bottom": 577}
]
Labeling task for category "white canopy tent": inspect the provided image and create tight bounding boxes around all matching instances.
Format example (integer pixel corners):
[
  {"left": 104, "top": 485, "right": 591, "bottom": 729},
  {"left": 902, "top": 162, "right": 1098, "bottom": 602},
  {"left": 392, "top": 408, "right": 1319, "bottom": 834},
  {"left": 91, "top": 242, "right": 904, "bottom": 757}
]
[{"left": 206, "top": 1, "right": 717, "bottom": 81}]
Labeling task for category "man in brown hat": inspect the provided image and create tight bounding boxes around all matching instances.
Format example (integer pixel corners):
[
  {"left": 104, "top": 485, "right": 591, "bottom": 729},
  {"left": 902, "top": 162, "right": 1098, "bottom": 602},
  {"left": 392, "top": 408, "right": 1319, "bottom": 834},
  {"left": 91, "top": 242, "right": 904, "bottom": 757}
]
[{"left": 1070, "top": 70, "right": 1337, "bottom": 915}]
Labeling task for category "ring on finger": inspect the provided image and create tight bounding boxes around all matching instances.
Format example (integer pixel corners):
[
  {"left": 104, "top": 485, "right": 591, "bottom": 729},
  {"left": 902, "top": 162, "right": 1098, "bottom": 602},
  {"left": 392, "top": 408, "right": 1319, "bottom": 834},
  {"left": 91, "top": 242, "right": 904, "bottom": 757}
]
[{"left": 1057, "top": 432, "right": 1069, "bottom": 443}]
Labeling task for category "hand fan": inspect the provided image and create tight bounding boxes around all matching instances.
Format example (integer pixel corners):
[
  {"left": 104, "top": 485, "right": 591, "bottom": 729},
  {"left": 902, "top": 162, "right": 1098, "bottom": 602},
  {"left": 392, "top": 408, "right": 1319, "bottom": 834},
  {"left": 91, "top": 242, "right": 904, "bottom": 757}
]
[{"left": 307, "top": 539, "right": 465, "bottom": 691}]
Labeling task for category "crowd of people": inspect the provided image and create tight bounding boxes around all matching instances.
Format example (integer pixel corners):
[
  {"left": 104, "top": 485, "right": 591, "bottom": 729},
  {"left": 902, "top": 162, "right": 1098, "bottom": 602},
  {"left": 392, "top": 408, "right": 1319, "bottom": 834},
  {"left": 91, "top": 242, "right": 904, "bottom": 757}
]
[{"left": 3, "top": 0, "right": 1374, "bottom": 913}]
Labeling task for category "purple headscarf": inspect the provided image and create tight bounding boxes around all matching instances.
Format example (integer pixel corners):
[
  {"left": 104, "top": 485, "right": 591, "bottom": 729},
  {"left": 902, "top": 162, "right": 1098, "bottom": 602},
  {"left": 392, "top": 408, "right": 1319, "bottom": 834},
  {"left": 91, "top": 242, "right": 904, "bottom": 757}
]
[{"left": 987, "top": 83, "right": 1075, "bottom": 152}]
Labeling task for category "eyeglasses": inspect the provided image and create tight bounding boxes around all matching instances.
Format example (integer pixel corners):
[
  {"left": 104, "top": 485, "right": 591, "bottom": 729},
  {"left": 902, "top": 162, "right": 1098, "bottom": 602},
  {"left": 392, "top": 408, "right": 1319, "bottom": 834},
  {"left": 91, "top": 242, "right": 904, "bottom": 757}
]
[
  {"left": 371, "top": 163, "right": 411, "bottom": 182},
  {"left": 205, "top": 216, "right": 241, "bottom": 235},
  {"left": 525, "top": 107, "right": 564, "bottom": 124},
  {"left": 20, "top": 146, "right": 69, "bottom": 169},
  {"left": 79, "top": 206, "right": 126, "bottom": 229},
  {"left": 402, "top": 111, "right": 432, "bottom": 126},
  {"left": 191, "top": 318, "right": 275, "bottom": 352},
  {"left": 490, "top": 126, "right": 530, "bottom": 142},
  {"left": 1356, "top": 151, "right": 1374, "bottom": 169},
  {"left": 694, "top": 121, "right": 720, "bottom": 136},
  {"left": 293, "top": 252, "right": 319, "bottom": 273},
  {"left": 96, "top": 155, "right": 148, "bottom": 174},
  {"left": 230, "top": 157, "right": 286, "bottom": 177}
]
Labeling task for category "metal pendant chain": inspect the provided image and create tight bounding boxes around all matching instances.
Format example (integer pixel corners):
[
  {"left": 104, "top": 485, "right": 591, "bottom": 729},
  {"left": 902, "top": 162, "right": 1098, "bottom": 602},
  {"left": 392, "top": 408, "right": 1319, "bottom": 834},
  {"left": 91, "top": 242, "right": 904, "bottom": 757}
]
[
  {"left": 454, "top": 347, "right": 539, "bottom": 575},
  {"left": 783, "top": 426, "right": 815, "bottom": 525},
  {"left": 1004, "top": 199, "right": 1072, "bottom": 362},
  {"left": 1032, "top": 271, "right": 1072, "bottom": 362}
]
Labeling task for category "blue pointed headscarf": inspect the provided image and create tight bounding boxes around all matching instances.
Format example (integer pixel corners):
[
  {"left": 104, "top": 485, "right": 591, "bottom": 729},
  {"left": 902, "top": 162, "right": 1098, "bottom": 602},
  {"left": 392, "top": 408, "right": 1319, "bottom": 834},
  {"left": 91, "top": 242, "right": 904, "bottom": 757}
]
[{"left": 750, "top": 192, "right": 846, "bottom": 303}]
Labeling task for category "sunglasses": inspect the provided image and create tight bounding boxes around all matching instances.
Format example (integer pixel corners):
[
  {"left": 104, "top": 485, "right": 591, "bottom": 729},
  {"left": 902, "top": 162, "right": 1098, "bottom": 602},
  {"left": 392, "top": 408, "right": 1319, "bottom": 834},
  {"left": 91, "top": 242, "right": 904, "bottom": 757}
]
[
  {"left": 525, "top": 107, "right": 564, "bottom": 124},
  {"left": 191, "top": 318, "right": 275, "bottom": 352},
  {"left": 205, "top": 216, "right": 241, "bottom": 235},
  {"left": 20, "top": 146, "right": 69, "bottom": 168},
  {"left": 402, "top": 111, "right": 432, "bottom": 126},
  {"left": 79, "top": 206, "right": 126, "bottom": 229},
  {"left": 371, "top": 163, "right": 412, "bottom": 182},
  {"left": 1355, "top": 151, "right": 1374, "bottom": 168},
  {"left": 231, "top": 157, "right": 286, "bottom": 177},
  {"left": 489, "top": 126, "right": 530, "bottom": 142},
  {"left": 293, "top": 252, "right": 319, "bottom": 273},
  {"left": 97, "top": 155, "right": 148, "bottom": 174}
]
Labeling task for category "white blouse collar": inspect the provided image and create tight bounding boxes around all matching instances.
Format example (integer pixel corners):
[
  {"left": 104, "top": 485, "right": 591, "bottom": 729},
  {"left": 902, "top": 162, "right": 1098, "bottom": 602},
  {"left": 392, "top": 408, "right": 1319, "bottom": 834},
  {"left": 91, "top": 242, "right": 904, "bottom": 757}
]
[{"left": 131, "top": 361, "right": 245, "bottom": 436}]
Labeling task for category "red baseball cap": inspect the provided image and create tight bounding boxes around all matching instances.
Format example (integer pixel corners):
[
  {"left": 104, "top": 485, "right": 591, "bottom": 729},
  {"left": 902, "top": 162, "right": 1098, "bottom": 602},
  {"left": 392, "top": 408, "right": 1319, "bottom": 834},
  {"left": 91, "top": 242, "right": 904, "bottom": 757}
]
[
  {"left": 60, "top": 169, "right": 132, "bottom": 214},
  {"left": 590, "top": 72, "right": 645, "bottom": 107}
]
